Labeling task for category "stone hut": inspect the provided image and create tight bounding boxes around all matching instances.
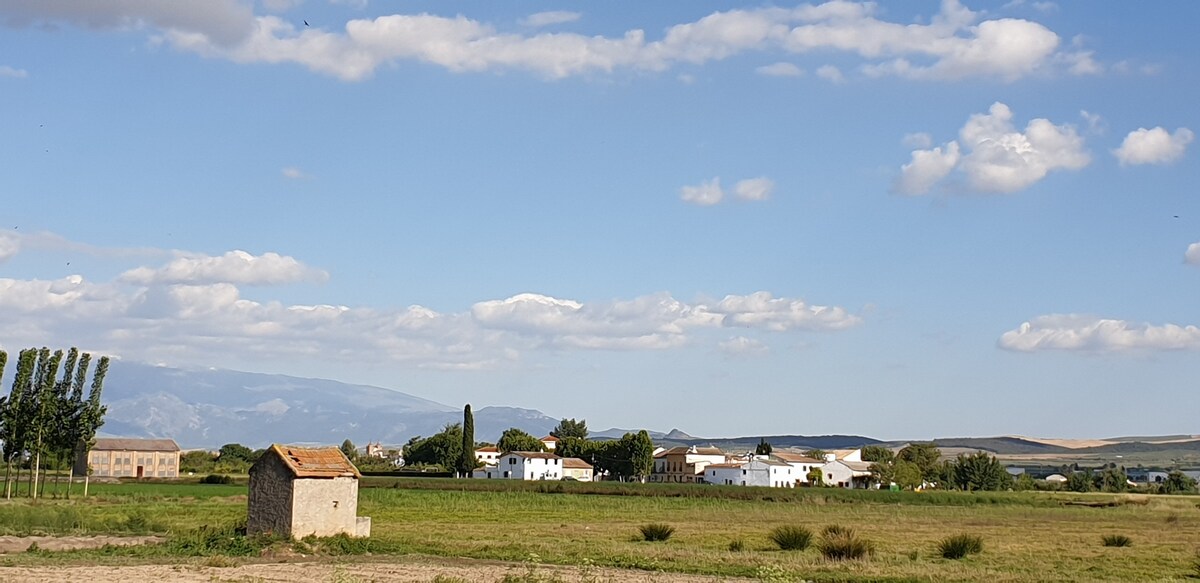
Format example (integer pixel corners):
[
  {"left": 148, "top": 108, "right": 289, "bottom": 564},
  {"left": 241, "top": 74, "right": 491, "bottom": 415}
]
[{"left": 247, "top": 444, "right": 370, "bottom": 538}]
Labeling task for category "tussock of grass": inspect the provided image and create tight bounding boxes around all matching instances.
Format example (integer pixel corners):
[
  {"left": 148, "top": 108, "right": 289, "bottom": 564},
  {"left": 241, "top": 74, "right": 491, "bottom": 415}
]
[
  {"left": 818, "top": 525, "right": 873, "bottom": 561},
  {"left": 638, "top": 523, "right": 674, "bottom": 542},
  {"left": 938, "top": 534, "right": 984, "bottom": 559},
  {"left": 727, "top": 538, "right": 744, "bottom": 552},
  {"left": 769, "top": 525, "right": 813, "bottom": 551},
  {"left": 1101, "top": 534, "right": 1132, "bottom": 547}
]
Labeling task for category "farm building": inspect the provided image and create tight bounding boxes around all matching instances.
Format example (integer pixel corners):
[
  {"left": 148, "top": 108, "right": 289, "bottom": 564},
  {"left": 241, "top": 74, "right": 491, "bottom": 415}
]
[
  {"left": 562, "top": 457, "right": 594, "bottom": 481},
  {"left": 247, "top": 444, "right": 370, "bottom": 539},
  {"left": 74, "top": 438, "right": 180, "bottom": 479}
]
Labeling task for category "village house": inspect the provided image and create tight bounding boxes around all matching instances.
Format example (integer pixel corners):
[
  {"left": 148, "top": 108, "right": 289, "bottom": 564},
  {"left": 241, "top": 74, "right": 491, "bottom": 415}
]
[
  {"left": 772, "top": 452, "right": 825, "bottom": 484},
  {"left": 74, "top": 438, "right": 181, "bottom": 479},
  {"left": 479, "top": 451, "right": 563, "bottom": 480},
  {"left": 705, "top": 458, "right": 798, "bottom": 487},
  {"left": 474, "top": 445, "right": 500, "bottom": 466},
  {"left": 247, "top": 444, "right": 370, "bottom": 539},
  {"left": 650, "top": 446, "right": 725, "bottom": 484},
  {"left": 540, "top": 436, "right": 558, "bottom": 451},
  {"left": 820, "top": 449, "right": 874, "bottom": 489},
  {"left": 562, "top": 457, "right": 594, "bottom": 481},
  {"left": 364, "top": 442, "right": 386, "bottom": 458}
]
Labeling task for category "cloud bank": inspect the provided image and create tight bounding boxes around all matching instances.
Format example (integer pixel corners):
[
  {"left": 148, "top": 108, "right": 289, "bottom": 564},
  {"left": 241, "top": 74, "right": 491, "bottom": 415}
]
[
  {"left": 0, "top": 1, "right": 1095, "bottom": 82},
  {"left": 999, "top": 314, "right": 1200, "bottom": 352}
]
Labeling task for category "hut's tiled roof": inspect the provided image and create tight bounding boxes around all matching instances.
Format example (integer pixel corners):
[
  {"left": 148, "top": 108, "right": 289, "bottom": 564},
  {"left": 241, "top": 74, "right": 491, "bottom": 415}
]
[{"left": 267, "top": 444, "right": 361, "bottom": 479}]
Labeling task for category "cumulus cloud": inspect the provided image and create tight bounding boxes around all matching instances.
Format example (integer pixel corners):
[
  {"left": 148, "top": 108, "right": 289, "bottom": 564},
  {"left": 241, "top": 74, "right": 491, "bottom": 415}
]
[
  {"left": 0, "top": 1, "right": 1091, "bottom": 82},
  {"left": 680, "top": 178, "right": 724, "bottom": 206},
  {"left": 896, "top": 102, "right": 1089, "bottom": 195},
  {"left": 815, "top": 64, "right": 844, "bottom": 83},
  {"left": 734, "top": 177, "right": 775, "bottom": 201},
  {"left": 1186, "top": 242, "right": 1200, "bottom": 265},
  {"left": 756, "top": 61, "right": 803, "bottom": 77},
  {"left": 1113, "top": 126, "right": 1194, "bottom": 166},
  {"left": 119, "top": 250, "right": 329, "bottom": 286},
  {"left": 0, "top": 65, "right": 27, "bottom": 78},
  {"left": 0, "top": 232, "right": 19, "bottom": 262},
  {"left": 519, "top": 11, "right": 580, "bottom": 28},
  {"left": 902, "top": 132, "right": 933, "bottom": 149},
  {"left": 999, "top": 314, "right": 1200, "bottom": 352},
  {"left": 719, "top": 336, "right": 769, "bottom": 356}
]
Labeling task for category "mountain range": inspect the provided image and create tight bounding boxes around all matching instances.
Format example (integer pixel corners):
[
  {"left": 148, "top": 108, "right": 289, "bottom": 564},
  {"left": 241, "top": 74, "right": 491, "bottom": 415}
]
[{"left": 98, "top": 362, "right": 1200, "bottom": 462}]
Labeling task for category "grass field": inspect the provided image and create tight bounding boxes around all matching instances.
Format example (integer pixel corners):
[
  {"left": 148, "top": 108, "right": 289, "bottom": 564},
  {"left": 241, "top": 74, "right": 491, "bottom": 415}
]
[{"left": 0, "top": 480, "right": 1197, "bottom": 582}]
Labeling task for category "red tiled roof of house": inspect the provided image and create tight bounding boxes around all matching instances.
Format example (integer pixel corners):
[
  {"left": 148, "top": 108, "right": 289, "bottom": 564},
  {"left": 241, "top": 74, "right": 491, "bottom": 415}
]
[
  {"left": 91, "top": 438, "right": 180, "bottom": 452},
  {"left": 562, "top": 457, "right": 592, "bottom": 469}
]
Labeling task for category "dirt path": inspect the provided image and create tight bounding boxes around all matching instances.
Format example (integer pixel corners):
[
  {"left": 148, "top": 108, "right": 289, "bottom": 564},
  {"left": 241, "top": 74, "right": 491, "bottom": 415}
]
[
  {"left": 0, "top": 536, "right": 164, "bottom": 554},
  {"left": 0, "top": 556, "right": 754, "bottom": 582}
]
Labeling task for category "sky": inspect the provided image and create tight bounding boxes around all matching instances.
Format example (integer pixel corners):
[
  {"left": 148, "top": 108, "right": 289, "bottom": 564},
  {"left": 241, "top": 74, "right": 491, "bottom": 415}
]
[{"left": 1, "top": 0, "right": 1197, "bottom": 440}]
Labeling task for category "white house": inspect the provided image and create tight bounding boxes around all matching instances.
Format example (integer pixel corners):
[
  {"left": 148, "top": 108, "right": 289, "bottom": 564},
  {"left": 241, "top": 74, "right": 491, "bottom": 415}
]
[
  {"left": 704, "top": 459, "right": 798, "bottom": 487},
  {"left": 487, "top": 451, "right": 562, "bottom": 480},
  {"left": 772, "top": 452, "right": 825, "bottom": 484},
  {"left": 539, "top": 436, "right": 558, "bottom": 451},
  {"left": 821, "top": 459, "right": 874, "bottom": 489},
  {"left": 474, "top": 445, "right": 500, "bottom": 466},
  {"left": 650, "top": 446, "right": 726, "bottom": 484}
]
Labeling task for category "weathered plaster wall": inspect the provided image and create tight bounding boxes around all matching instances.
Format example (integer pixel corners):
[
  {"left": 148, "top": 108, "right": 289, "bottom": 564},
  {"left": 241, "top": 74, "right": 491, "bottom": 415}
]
[{"left": 290, "top": 476, "right": 359, "bottom": 538}]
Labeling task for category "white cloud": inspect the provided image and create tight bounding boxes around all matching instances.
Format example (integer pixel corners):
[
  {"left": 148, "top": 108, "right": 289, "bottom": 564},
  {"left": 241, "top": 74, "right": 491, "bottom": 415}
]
[
  {"left": 0, "top": 258, "right": 859, "bottom": 370},
  {"left": 680, "top": 178, "right": 724, "bottom": 206},
  {"left": 0, "top": 65, "right": 28, "bottom": 78},
  {"left": 1079, "top": 110, "right": 1104, "bottom": 134},
  {"left": 1, "top": 1, "right": 1089, "bottom": 82},
  {"left": 1186, "top": 242, "right": 1200, "bottom": 265},
  {"left": 119, "top": 250, "right": 329, "bottom": 286},
  {"left": 1113, "top": 126, "right": 1194, "bottom": 166},
  {"left": 897, "top": 102, "right": 1089, "bottom": 195},
  {"left": 734, "top": 177, "right": 775, "bottom": 201},
  {"left": 719, "top": 336, "right": 768, "bottom": 356},
  {"left": 281, "top": 166, "right": 310, "bottom": 179},
  {"left": 0, "top": 0, "right": 256, "bottom": 46},
  {"left": 895, "top": 141, "right": 960, "bottom": 195},
  {"left": 902, "top": 132, "right": 933, "bottom": 149},
  {"left": 0, "top": 232, "right": 20, "bottom": 262},
  {"left": 519, "top": 11, "right": 580, "bottom": 28},
  {"left": 1000, "top": 314, "right": 1200, "bottom": 352},
  {"left": 815, "top": 64, "right": 844, "bottom": 83},
  {"left": 755, "top": 61, "right": 803, "bottom": 77}
]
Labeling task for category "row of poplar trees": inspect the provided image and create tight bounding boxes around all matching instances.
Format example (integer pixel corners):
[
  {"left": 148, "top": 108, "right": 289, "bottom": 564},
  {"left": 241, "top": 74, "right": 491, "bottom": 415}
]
[{"left": 0, "top": 347, "right": 109, "bottom": 499}]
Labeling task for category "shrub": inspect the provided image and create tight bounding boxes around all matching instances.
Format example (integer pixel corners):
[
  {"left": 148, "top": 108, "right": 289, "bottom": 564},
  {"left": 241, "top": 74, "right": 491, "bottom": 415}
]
[
  {"left": 769, "top": 525, "right": 813, "bottom": 551},
  {"left": 938, "top": 534, "right": 984, "bottom": 559},
  {"left": 167, "top": 523, "right": 265, "bottom": 557},
  {"left": 728, "top": 538, "right": 744, "bottom": 552},
  {"left": 638, "top": 523, "right": 674, "bottom": 542},
  {"left": 1101, "top": 534, "right": 1132, "bottom": 547},
  {"left": 818, "top": 526, "right": 873, "bottom": 561},
  {"left": 200, "top": 474, "right": 233, "bottom": 485}
]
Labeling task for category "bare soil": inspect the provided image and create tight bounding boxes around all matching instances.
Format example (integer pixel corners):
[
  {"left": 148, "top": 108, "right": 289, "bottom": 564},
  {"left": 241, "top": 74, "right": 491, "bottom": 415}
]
[
  {"left": 0, "top": 556, "right": 752, "bottom": 582},
  {"left": 0, "top": 536, "right": 164, "bottom": 554}
]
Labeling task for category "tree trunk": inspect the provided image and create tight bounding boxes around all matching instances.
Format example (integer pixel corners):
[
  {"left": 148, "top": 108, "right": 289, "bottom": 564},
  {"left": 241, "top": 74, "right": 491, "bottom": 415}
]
[
  {"left": 83, "top": 473, "right": 89, "bottom": 498},
  {"left": 31, "top": 449, "right": 40, "bottom": 500},
  {"left": 3, "top": 460, "right": 10, "bottom": 499}
]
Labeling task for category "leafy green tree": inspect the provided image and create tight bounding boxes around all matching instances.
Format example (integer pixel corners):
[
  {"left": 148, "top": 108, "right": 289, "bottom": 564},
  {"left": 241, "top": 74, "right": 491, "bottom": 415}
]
[
  {"left": 550, "top": 418, "right": 588, "bottom": 439},
  {"left": 218, "top": 443, "right": 256, "bottom": 465},
  {"left": 180, "top": 450, "right": 218, "bottom": 474},
  {"left": 1096, "top": 464, "right": 1127, "bottom": 493},
  {"left": 951, "top": 452, "right": 1010, "bottom": 491},
  {"left": 403, "top": 424, "right": 463, "bottom": 469},
  {"left": 1013, "top": 472, "right": 1036, "bottom": 491},
  {"left": 806, "top": 466, "right": 824, "bottom": 486},
  {"left": 457, "top": 404, "right": 477, "bottom": 477},
  {"left": 897, "top": 443, "right": 942, "bottom": 481},
  {"left": 497, "top": 428, "right": 545, "bottom": 454},
  {"left": 628, "top": 430, "right": 655, "bottom": 481},
  {"left": 803, "top": 449, "right": 827, "bottom": 460},
  {"left": 755, "top": 439, "right": 773, "bottom": 456},
  {"left": 554, "top": 436, "right": 595, "bottom": 461},
  {"left": 893, "top": 459, "right": 923, "bottom": 490},
  {"left": 1162, "top": 470, "right": 1198, "bottom": 494},
  {"left": 340, "top": 439, "right": 358, "bottom": 462},
  {"left": 861, "top": 445, "right": 895, "bottom": 464},
  {"left": 1066, "top": 470, "right": 1094, "bottom": 493}
]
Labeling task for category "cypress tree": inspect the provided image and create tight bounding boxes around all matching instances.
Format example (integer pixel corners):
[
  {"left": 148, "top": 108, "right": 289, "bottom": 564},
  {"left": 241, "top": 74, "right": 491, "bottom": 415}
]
[{"left": 458, "top": 404, "right": 475, "bottom": 477}]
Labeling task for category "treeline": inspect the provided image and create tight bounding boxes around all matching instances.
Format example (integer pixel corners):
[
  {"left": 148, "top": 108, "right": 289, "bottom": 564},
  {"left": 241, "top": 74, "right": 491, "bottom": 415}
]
[
  {"left": 402, "top": 414, "right": 656, "bottom": 481},
  {"left": 0, "top": 347, "right": 109, "bottom": 499}
]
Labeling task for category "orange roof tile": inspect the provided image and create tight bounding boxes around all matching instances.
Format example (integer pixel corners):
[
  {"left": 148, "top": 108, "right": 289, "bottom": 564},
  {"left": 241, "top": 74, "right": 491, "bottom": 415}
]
[{"left": 265, "top": 444, "right": 361, "bottom": 479}]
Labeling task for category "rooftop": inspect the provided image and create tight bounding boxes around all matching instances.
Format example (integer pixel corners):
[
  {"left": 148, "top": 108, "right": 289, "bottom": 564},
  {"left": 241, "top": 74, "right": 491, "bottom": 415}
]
[
  {"left": 264, "top": 444, "right": 361, "bottom": 479},
  {"left": 91, "top": 438, "right": 180, "bottom": 452}
]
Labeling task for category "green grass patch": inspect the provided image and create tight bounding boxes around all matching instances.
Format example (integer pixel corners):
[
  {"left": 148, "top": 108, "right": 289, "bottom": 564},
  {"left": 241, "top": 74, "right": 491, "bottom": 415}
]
[
  {"left": 768, "top": 525, "right": 813, "bottom": 551},
  {"left": 1101, "top": 534, "right": 1132, "bottom": 547},
  {"left": 937, "top": 534, "right": 984, "bottom": 559},
  {"left": 637, "top": 523, "right": 674, "bottom": 541}
]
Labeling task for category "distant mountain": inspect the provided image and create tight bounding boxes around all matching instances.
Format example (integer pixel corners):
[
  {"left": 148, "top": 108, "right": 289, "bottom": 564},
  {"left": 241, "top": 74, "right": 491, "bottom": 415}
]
[{"left": 100, "top": 362, "right": 558, "bottom": 449}]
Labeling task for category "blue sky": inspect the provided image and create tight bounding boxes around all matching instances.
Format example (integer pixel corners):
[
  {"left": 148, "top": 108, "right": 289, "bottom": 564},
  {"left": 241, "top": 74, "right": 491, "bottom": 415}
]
[{"left": 1, "top": 0, "right": 1197, "bottom": 439}]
